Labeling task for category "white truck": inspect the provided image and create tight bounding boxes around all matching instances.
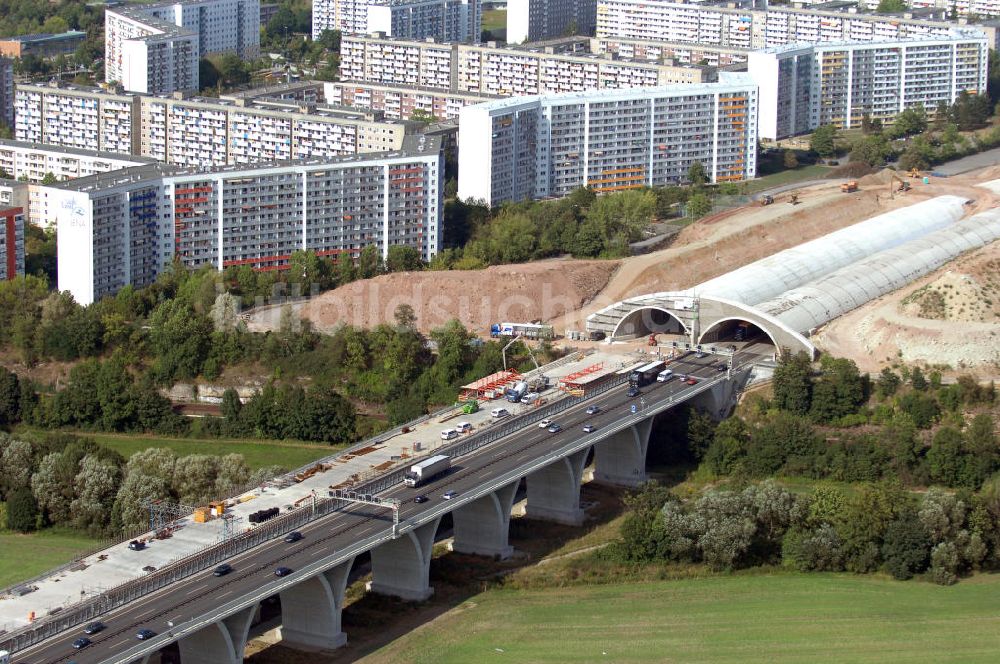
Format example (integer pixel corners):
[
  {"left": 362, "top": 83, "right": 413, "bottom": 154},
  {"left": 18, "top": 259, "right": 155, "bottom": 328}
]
[
  {"left": 404, "top": 455, "right": 451, "bottom": 487},
  {"left": 0, "top": 650, "right": 9, "bottom": 664}
]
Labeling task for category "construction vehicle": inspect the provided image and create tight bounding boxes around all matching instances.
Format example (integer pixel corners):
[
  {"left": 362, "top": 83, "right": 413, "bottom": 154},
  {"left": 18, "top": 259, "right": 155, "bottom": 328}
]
[
  {"left": 403, "top": 455, "right": 451, "bottom": 487},
  {"left": 908, "top": 168, "right": 925, "bottom": 178},
  {"left": 840, "top": 181, "right": 858, "bottom": 193},
  {"left": 461, "top": 401, "right": 479, "bottom": 415},
  {"left": 505, "top": 380, "right": 528, "bottom": 403},
  {"left": 648, "top": 334, "right": 658, "bottom": 346},
  {"left": 760, "top": 194, "right": 774, "bottom": 206},
  {"left": 889, "top": 172, "right": 910, "bottom": 198},
  {"left": 0, "top": 649, "right": 9, "bottom": 664},
  {"left": 788, "top": 193, "right": 800, "bottom": 205}
]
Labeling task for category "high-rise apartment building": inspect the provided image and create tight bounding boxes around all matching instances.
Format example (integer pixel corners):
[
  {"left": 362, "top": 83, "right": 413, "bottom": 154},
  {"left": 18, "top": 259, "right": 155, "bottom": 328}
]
[
  {"left": 0, "top": 205, "right": 24, "bottom": 281},
  {"left": 48, "top": 136, "right": 443, "bottom": 305},
  {"left": 594, "top": 0, "right": 998, "bottom": 49},
  {"left": 106, "top": 0, "right": 260, "bottom": 94},
  {"left": 507, "top": 0, "right": 598, "bottom": 44},
  {"left": 748, "top": 34, "right": 989, "bottom": 139},
  {"left": 339, "top": 34, "right": 713, "bottom": 98},
  {"left": 458, "top": 73, "right": 757, "bottom": 206},
  {"left": 313, "top": 0, "right": 481, "bottom": 43},
  {"left": 0, "top": 58, "right": 13, "bottom": 128},
  {"left": 325, "top": 82, "right": 493, "bottom": 120},
  {"left": 0, "top": 139, "right": 157, "bottom": 184},
  {"left": 15, "top": 83, "right": 410, "bottom": 167}
]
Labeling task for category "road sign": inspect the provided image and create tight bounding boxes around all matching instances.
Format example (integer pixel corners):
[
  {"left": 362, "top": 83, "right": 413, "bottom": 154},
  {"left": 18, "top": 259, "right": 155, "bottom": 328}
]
[{"left": 630, "top": 404, "right": 637, "bottom": 414}]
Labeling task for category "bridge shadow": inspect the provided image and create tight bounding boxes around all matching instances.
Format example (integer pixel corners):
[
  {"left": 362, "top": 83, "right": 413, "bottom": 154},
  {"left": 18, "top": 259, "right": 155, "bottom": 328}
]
[{"left": 243, "top": 479, "right": 634, "bottom": 663}]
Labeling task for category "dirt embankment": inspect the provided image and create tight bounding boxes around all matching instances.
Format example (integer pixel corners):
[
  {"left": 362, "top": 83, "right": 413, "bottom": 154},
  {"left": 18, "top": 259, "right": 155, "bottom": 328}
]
[{"left": 256, "top": 259, "right": 620, "bottom": 335}]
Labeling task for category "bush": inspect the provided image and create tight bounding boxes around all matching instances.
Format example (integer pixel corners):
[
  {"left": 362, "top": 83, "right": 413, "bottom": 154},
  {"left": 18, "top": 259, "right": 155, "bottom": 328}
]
[{"left": 6, "top": 487, "right": 39, "bottom": 532}]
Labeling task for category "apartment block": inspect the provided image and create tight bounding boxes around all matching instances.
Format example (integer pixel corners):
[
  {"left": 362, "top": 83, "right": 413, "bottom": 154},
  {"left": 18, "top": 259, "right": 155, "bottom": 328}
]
[
  {"left": 340, "top": 34, "right": 714, "bottom": 98},
  {"left": 48, "top": 136, "right": 443, "bottom": 305},
  {"left": 458, "top": 73, "right": 757, "bottom": 206},
  {"left": 0, "top": 205, "right": 24, "bottom": 281},
  {"left": 0, "top": 139, "right": 157, "bottom": 184},
  {"left": 106, "top": 0, "right": 260, "bottom": 94},
  {"left": 16, "top": 82, "right": 410, "bottom": 168},
  {"left": 313, "top": 0, "right": 481, "bottom": 43},
  {"left": 590, "top": 37, "right": 750, "bottom": 67},
  {"left": 0, "top": 58, "right": 12, "bottom": 128},
  {"left": 325, "top": 81, "right": 493, "bottom": 120},
  {"left": 507, "top": 0, "right": 598, "bottom": 44},
  {"left": 594, "top": 0, "right": 998, "bottom": 50},
  {"left": 866, "top": 0, "right": 1000, "bottom": 19},
  {"left": 748, "top": 34, "right": 989, "bottom": 138},
  {"left": 15, "top": 83, "right": 139, "bottom": 155}
]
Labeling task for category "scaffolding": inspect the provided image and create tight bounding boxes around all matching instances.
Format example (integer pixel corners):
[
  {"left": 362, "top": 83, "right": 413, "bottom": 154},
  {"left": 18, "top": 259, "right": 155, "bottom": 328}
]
[{"left": 459, "top": 369, "right": 521, "bottom": 401}]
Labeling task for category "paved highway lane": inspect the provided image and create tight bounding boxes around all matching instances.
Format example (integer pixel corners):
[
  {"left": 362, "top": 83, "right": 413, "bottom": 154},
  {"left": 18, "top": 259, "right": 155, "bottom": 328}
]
[{"left": 17, "top": 351, "right": 737, "bottom": 664}]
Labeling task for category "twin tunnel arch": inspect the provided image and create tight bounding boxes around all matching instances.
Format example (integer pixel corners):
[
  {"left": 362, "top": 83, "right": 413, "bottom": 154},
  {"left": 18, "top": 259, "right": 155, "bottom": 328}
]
[{"left": 609, "top": 303, "right": 782, "bottom": 354}]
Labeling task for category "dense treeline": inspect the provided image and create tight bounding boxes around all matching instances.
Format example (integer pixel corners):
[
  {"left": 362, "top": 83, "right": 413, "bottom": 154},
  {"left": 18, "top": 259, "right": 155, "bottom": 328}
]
[
  {"left": 0, "top": 432, "right": 282, "bottom": 536},
  {"left": 615, "top": 478, "right": 999, "bottom": 585}
]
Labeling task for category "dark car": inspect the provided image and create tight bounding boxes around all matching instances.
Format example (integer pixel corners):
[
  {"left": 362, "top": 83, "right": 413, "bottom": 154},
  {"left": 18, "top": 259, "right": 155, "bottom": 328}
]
[
  {"left": 127, "top": 540, "right": 146, "bottom": 551},
  {"left": 83, "top": 621, "right": 105, "bottom": 635},
  {"left": 583, "top": 423, "right": 597, "bottom": 433},
  {"left": 275, "top": 566, "right": 294, "bottom": 577},
  {"left": 136, "top": 629, "right": 156, "bottom": 640},
  {"left": 213, "top": 564, "right": 233, "bottom": 577},
  {"left": 585, "top": 405, "right": 601, "bottom": 415},
  {"left": 716, "top": 363, "right": 727, "bottom": 372},
  {"left": 72, "top": 637, "right": 92, "bottom": 649},
  {"left": 547, "top": 423, "right": 562, "bottom": 433},
  {"left": 414, "top": 495, "right": 429, "bottom": 504},
  {"left": 627, "top": 386, "right": 641, "bottom": 398},
  {"left": 284, "top": 531, "right": 303, "bottom": 543}
]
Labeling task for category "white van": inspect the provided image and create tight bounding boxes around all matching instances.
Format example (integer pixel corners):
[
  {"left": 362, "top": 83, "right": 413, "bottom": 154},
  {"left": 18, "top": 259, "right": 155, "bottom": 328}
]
[
  {"left": 491, "top": 407, "right": 510, "bottom": 418},
  {"left": 656, "top": 369, "right": 674, "bottom": 383},
  {"left": 441, "top": 428, "right": 458, "bottom": 440},
  {"left": 456, "top": 421, "right": 472, "bottom": 433},
  {"left": 521, "top": 392, "right": 541, "bottom": 405}
]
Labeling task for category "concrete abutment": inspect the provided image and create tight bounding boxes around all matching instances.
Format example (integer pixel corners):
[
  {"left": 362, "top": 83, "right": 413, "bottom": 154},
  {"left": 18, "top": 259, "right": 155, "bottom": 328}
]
[
  {"left": 368, "top": 516, "right": 441, "bottom": 601},
  {"left": 525, "top": 448, "right": 590, "bottom": 525},
  {"left": 593, "top": 418, "right": 653, "bottom": 488}
]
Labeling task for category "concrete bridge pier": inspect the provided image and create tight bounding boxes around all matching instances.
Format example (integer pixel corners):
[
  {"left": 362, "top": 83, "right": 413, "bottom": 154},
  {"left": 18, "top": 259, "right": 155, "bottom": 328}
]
[
  {"left": 278, "top": 557, "right": 355, "bottom": 651},
  {"left": 451, "top": 481, "right": 518, "bottom": 559},
  {"left": 368, "top": 516, "right": 441, "bottom": 601},
  {"left": 525, "top": 448, "right": 590, "bottom": 526},
  {"left": 689, "top": 368, "right": 750, "bottom": 419},
  {"left": 178, "top": 603, "right": 257, "bottom": 664},
  {"left": 593, "top": 418, "right": 654, "bottom": 488}
]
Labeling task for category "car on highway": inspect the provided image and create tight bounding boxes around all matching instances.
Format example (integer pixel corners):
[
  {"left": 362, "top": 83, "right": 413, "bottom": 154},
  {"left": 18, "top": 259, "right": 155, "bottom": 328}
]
[
  {"left": 72, "top": 637, "right": 92, "bottom": 650},
  {"left": 274, "top": 567, "right": 294, "bottom": 577},
  {"left": 686, "top": 377, "right": 698, "bottom": 385},
  {"left": 586, "top": 405, "right": 601, "bottom": 415},
  {"left": 538, "top": 418, "right": 553, "bottom": 428},
  {"left": 716, "top": 363, "right": 727, "bottom": 372},
  {"left": 284, "top": 531, "right": 303, "bottom": 543},
  {"left": 627, "top": 386, "right": 641, "bottom": 397},
  {"left": 213, "top": 564, "right": 233, "bottom": 577},
  {"left": 136, "top": 629, "right": 156, "bottom": 640},
  {"left": 127, "top": 540, "right": 146, "bottom": 551},
  {"left": 695, "top": 351, "right": 705, "bottom": 359},
  {"left": 547, "top": 423, "right": 562, "bottom": 433},
  {"left": 83, "top": 622, "right": 105, "bottom": 635},
  {"left": 583, "top": 423, "right": 597, "bottom": 433},
  {"left": 442, "top": 490, "right": 458, "bottom": 500},
  {"left": 414, "top": 495, "right": 429, "bottom": 504}
]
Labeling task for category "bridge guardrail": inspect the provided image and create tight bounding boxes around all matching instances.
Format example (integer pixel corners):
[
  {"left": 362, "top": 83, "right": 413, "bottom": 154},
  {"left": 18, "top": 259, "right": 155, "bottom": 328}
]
[{"left": 1, "top": 354, "right": 710, "bottom": 655}]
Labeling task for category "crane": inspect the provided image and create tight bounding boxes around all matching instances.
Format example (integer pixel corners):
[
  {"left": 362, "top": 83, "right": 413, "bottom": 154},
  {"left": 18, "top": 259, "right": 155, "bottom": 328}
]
[{"left": 501, "top": 333, "right": 541, "bottom": 372}]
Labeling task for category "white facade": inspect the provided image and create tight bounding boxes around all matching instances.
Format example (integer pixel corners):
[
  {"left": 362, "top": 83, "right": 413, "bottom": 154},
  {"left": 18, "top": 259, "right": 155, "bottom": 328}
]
[
  {"left": 51, "top": 137, "right": 443, "bottom": 305},
  {"left": 507, "top": 0, "right": 598, "bottom": 44},
  {"left": 594, "top": 0, "right": 997, "bottom": 50},
  {"left": 313, "top": 0, "right": 481, "bottom": 42},
  {"left": 458, "top": 73, "right": 758, "bottom": 206},
  {"left": 748, "top": 34, "right": 990, "bottom": 138},
  {"left": 324, "top": 81, "right": 492, "bottom": 120},
  {"left": 0, "top": 58, "right": 12, "bottom": 128},
  {"left": 15, "top": 84, "right": 138, "bottom": 154},
  {"left": 106, "top": 0, "right": 260, "bottom": 94},
  {"left": 0, "top": 138, "right": 155, "bottom": 186}
]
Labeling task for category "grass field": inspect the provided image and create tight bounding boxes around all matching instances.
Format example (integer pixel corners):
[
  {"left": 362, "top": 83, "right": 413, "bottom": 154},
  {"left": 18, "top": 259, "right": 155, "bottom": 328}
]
[
  {"left": 87, "top": 433, "right": 337, "bottom": 470},
  {"left": 362, "top": 572, "right": 1000, "bottom": 663},
  {"left": 745, "top": 163, "right": 832, "bottom": 193},
  {"left": 482, "top": 8, "right": 506, "bottom": 32},
  {"left": 0, "top": 527, "right": 98, "bottom": 589}
]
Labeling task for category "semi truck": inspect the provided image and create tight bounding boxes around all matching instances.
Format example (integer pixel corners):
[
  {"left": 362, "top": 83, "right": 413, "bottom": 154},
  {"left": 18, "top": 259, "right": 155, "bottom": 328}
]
[
  {"left": 0, "top": 650, "right": 9, "bottom": 664},
  {"left": 629, "top": 360, "right": 666, "bottom": 388},
  {"left": 490, "top": 322, "right": 555, "bottom": 340},
  {"left": 404, "top": 455, "right": 451, "bottom": 487}
]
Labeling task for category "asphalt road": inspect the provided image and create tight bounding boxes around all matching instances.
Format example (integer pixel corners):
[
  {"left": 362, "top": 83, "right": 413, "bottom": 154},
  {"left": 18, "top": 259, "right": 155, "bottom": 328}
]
[{"left": 16, "top": 351, "right": 737, "bottom": 664}]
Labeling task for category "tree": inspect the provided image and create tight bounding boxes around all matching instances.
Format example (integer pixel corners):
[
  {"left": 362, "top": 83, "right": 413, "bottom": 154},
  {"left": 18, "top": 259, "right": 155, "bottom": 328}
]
[
  {"left": 772, "top": 352, "right": 812, "bottom": 415},
  {"left": 877, "top": 0, "right": 907, "bottom": 9},
  {"left": 173, "top": 454, "right": 219, "bottom": 505},
  {"left": 687, "top": 161, "right": 708, "bottom": 186},
  {"left": 221, "top": 388, "right": 242, "bottom": 423},
  {"left": 705, "top": 417, "right": 751, "bottom": 475},
  {"left": 875, "top": 368, "right": 901, "bottom": 399},
  {"left": 357, "top": 244, "right": 384, "bottom": 280},
  {"left": 1, "top": 437, "right": 34, "bottom": 499},
  {"left": 910, "top": 366, "right": 928, "bottom": 391},
  {"left": 686, "top": 193, "right": 712, "bottom": 219},
  {"left": 891, "top": 106, "right": 928, "bottom": 137},
  {"left": 930, "top": 541, "right": 960, "bottom": 585},
  {"left": 0, "top": 366, "right": 20, "bottom": 425},
  {"left": 881, "top": 509, "right": 931, "bottom": 580},
  {"left": 111, "top": 472, "right": 172, "bottom": 534},
  {"left": 386, "top": 245, "right": 425, "bottom": 273},
  {"left": 850, "top": 134, "right": 894, "bottom": 167},
  {"left": 215, "top": 454, "right": 251, "bottom": 496},
  {"left": 71, "top": 454, "right": 122, "bottom": 534},
  {"left": 148, "top": 300, "right": 213, "bottom": 381},
  {"left": 31, "top": 451, "right": 79, "bottom": 525},
  {"left": 809, "top": 357, "right": 865, "bottom": 422},
  {"left": 928, "top": 427, "right": 965, "bottom": 487},
  {"left": 783, "top": 149, "right": 798, "bottom": 169},
  {"left": 6, "top": 487, "right": 39, "bottom": 532},
  {"left": 810, "top": 125, "right": 838, "bottom": 157},
  {"left": 686, "top": 408, "right": 717, "bottom": 461},
  {"left": 393, "top": 303, "right": 417, "bottom": 330}
]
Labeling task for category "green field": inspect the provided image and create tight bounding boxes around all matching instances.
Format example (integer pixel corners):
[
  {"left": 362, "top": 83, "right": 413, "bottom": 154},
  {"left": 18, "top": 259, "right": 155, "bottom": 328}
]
[
  {"left": 482, "top": 8, "right": 506, "bottom": 32},
  {"left": 364, "top": 572, "right": 1000, "bottom": 663},
  {"left": 745, "top": 163, "right": 832, "bottom": 193},
  {"left": 88, "top": 433, "right": 337, "bottom": 470},
  {"left": 0, "top": 527, "right": 98, "bottom": 589}
]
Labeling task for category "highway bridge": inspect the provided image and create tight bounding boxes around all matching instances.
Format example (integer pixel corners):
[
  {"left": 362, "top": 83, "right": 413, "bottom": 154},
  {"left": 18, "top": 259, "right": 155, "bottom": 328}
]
[{"left": 8, "top": 349, "right": 765, "bottom": 664}]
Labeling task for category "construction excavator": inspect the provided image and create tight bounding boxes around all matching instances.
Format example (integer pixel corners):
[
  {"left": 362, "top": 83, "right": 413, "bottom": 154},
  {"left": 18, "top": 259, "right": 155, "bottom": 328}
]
[{"left": 889, "top": 172, "right": 910, "bottom": 198}]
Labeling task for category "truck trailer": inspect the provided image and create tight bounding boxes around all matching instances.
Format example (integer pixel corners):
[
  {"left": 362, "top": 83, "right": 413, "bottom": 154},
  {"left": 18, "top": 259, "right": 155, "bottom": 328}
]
[
  {"left": 404, "top": 455, "right": 451, "bottom": 487},
  {"left": 629, "top": 360, "right": 666, "bottom": 388},
  {"left": 490, "top": 322, "right": 555, "bottom": 340}
]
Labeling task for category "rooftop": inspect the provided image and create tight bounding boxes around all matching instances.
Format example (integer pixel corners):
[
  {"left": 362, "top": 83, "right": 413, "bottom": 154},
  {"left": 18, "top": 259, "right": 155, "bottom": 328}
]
[
  {"left": 0, "top": 31, "right": 86, "bottom": 44},
  {"left": 0, "top": 138, "right": 158, "bottom": 164}
]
